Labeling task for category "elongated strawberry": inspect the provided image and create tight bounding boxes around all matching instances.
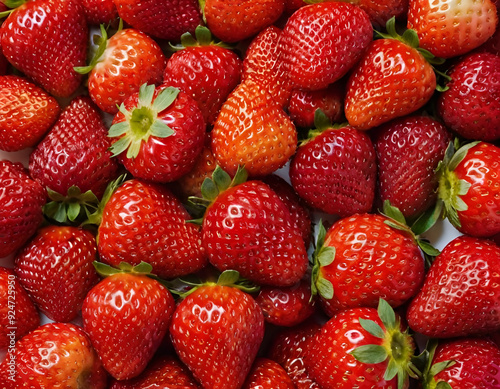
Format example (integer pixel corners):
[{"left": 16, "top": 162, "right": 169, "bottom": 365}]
[
  {"left": 0, "top": 0, "right": 88, "bottom": 97},
  {"left": 242, "top": 358, "right": 296, "bottom": 389},
  {"left": 0, "top": 75, "right": 60, "bottom": 152}
]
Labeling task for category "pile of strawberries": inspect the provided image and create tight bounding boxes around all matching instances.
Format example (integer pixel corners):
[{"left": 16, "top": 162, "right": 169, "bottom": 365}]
[{"left": 0, "top": 0, "right": 499, "bottom": 387}]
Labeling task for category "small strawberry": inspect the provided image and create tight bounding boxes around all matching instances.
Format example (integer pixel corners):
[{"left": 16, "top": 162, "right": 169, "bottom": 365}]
[
  {"left": 82, "top": 262, "right": 176, "bottom": 380},
  {"left": 438, "top": 52, "right": 500, "bottom": 141},
  {"left": 0, "top": 0, "right": 88, "bottom": 97},
  {"left": 108, "top": 83, "right": 206, "bottom": 183},
  {"left": 81, "top": 0, "right": 118, "bottom": 25},
  {"left": 169, "top": 270, "right": 265, "bottom": 389},
  {"left": 0, "top": 160, "right": 45, "bottom": 259},
  {"left": 242, "top": 358, "right": 296, "bottom": 389},
  {"left": 14, "top": 225, "right": 99, "bottom": 323},
  {"left": 407, "top": 0, "right": 498, "bottom": 58},
  {"left": 0, "top": 75, "right": 60, "bottom": 152},
  {"left": 407, "top": 235, "right": 500, "bottom": 338}
]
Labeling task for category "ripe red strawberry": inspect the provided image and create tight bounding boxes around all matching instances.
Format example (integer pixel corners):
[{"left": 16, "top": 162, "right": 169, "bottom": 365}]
[
  {"left": 0, "top": 267, "right": 39, "bottom": 348},
  {"left": 242, "top": 358, "right": 296, "bottom": 389},
  {"left": 109, "top": 84, "right": 205, "bottom": 183},
  {"left": 113, "top": 0, "right": 202, "bottom": 41},
  {"left": 407, "top": 235, "right": 500, "bottom": 338},
  {"left": 438, "top": 52, "right": 500, "bottom": 141},
  {"left": 373, "top": 115, "right": 452, "bottom": 220},
  {"left": 344, "top": 19, "right": 437, "bottom": 130},
  {"left": 98, "top": 178, "right": 207, "bottom": 279},
  {"left": 169, "top": 270, "right": 265, "bottom": 389},
  {"left": 289, "top": 120, "right": 376, "bottom": 218},
  {"left": 347, "top": 0, "right": 409, "bottom": 29},
  {"left": 0, "top": 0, "right": 88, "bottom": 97},
  {"left": 164, "top": 26, "right": 242, "bottom": 125},
  {"left": 407, "top": 0, "right": 498, "bottom": 58},
  {"left": 82, "top": 262, "right": 176, "bottom": 380},
  {"left": 0, "top": 75, "right": 60, "bottom": 152},
  {"left": 203, "top": 0, "right": 285, "bottom": 43},
  {"left": 0, "top": 160, "right": 45, "bottom": 259},
  {"left": 14, "top": 225, "right": 99, "bottom": 323},
  {"left": 0, "top": 322, "right": 107, "bottom": 388},
  {"left": 81, "top": 0, "right": 118, "bottom": 25},
  {"left": 437, "top": 141, "right": 500, "bottom": 237},
  {"left": 278, "top": 2, "right": 372, "bottom": 91}
]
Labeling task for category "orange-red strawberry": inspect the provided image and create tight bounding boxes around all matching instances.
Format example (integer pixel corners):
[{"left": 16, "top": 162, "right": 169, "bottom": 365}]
[
  {"left": 0, "top": 75, "right": 60, "bottom": 152},
  {"left": 242, "top": 358, "right": 296, "bottom": 389},
  {"left": 0, "top": 0, "right": 88, "bottom": 97}
]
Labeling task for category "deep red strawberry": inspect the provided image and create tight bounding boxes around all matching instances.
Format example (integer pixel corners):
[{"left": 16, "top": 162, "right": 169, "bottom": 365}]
[
  {"left": 0, "top": 75, "right": 60, "bottom": 152},
  {"left": 14, "top": 225, "right": 99, "bottom": 323},
  {"left": 242, "top": 358, "right": 296, "bottom": 389},
  {"left": 349, "top": 0, "right": 409, "bottom": 29},
  {"left": 81, "top": 0, "right": 118, "bottom": 25},
  {"left": 0, "top": 0, "right": 88, "bottom": 97}
]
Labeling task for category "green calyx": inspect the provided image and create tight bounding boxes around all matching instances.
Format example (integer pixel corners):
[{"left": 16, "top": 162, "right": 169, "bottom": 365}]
[
  {"left": 350, "top": 299, "right": 418, "bottom": 389},
  {"left": 0, "top": 0, "right": 26, "bottom": 18},
  {"left": 43, "top": 186, "right": 99, "bottom": 226},
  {"left": 169, "top": 25, "right": 234, "bottom": 52},
  {"left": 108, "top": 84, "right": 179, "bottom": 159},
  {"left": 310, "top": 220, "right": 335, "bottom": 301},
  {"left": 93, "top": 261, "right": 157, "bottom": 278},
  {"left": 411, "top": 339, "right": 455, "bottom": 389},
  {"left": 301, "top": 109, "right": 347, "bottom": 146},
  {"left": 74, "top": 24, "right": 109, "bottom": 75}
]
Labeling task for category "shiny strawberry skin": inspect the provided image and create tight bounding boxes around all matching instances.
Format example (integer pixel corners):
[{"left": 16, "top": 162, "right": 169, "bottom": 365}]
[
  {"left": 242, "top": 358, "right": 296, "bottom": 389},
  {"left": 29, "top": 96, "right": 120, "bottom": 199},
  {"left": 81, "top": 0, "right": 118, "bottom": 25},
  {"left": 14, "top": 226, "right": 99, "bottom": 323},
  {"left": 278, "top": 2, "right": 372, "bottom": 91},
  {"left": 289, "top": 126, "right": 376, "bottom": 218},
  {"left": 407, "top": 235, "right": 500, "bottom": 338},
  {"left": 89, "top": 28, "right": 167, "bottom": 115},
  {"left": 202, "top": 180, "right": 308, "bottom": 287},
  {"left": 0, "top": 76, "right": 60, "bottom": 152},
  {"left": 438, "top": 52, "right": 500, "bottom": 141},
  {"left": 0, "top": 161, "right": 45, "bottom": 259},
  {"left": 345, "top": 38, "right": 436, "bottom": 130},
  {"left": 98, "top": 179, "right": 207, "bottom": 279},
  {"left": 82, "top": 273, "right": 176, "bottom": 380},
  {"left": 170, "top": 284, "right": 265, "bottom": 389},
  {"left": 0, "top": 0, "right": 88, "bottom": 97}
]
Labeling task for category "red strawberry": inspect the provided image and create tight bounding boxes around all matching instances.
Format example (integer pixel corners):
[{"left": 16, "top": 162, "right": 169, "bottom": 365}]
[
  {"left": 348, "top": 0, "right": 409, "bottom": 29},
  {"left": 81, "top": 0, "right": 118, "bottom": 25},
  {"left": 169, "top": 270, "right": 265, "bottom": 389},
  {"left": 278, "top": 2, "right": 372, "bottom": 91},
  {"left": 14, "top": 225, "right": 99, "bottom": 323},
  {"left": 0, "top": 267, "right": 39, "bottom": 349},
  {"left": 242, "top": 358, "right": 296, "bottom": 389},
  {"left": 407, "top": 0, "right": 498, "bottom": 58},
  {"left": 0, "top": 75, "right": 60, "bottom": 152},
  {"left": 0, "top": 322, "right": 107, "bottom": 388},
  {"left": 82, "top": 262, "right": 176, "bottom": 380},
  {"left": 438, "top": 52, "right": 500, "bottom": 141},
  {"left": 373, "top": 115, "right": 452, "bottom": 220},
  {"left": 407, "top": 235, "right": 500, "bottom": 338},
  {"left": 0, "top": 0, "right": 88, "bottom": 97},
  {"left": 164, "top": 26, "right": 242, "bottom": 125},
  {"left": 109, "top": 84, "right": 205, "bottom": 183},
  {"left": 98, "top": 178, "right": 207, "bottom": 279},
  {"left": 0, "top": 160, "right": 45, "bottom": 259},
  {"left": 203, "top": 0, "right": 285, "bottom": 43}
]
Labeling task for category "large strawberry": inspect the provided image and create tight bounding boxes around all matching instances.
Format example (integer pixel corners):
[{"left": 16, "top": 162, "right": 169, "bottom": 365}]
[
  {"left": 82, "top": 262, "right": 176, "bottom": 380},
  {"left": 169, "top": 270, "right": 265, "bottom": 389},
  {"left": 242, "top": 358, "right": 296, "bottom": 389},
  {"left": 0, "top": 75, "right": 60, "bottom": 152},
  {"left": 0, "top": 0, "right": 88, "bottom": 97}
]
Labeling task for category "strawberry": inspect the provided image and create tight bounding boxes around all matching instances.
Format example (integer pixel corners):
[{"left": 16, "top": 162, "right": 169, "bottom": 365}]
[
  {"left": 438, "top": 52, "right": 500, "bottom": 141},
  {"left": 82, "top": 262, "right": 176, "bottom": 380},
  {"left": 76, "top": 27, "right": 167, "bottom": 115},
  {"left": 14, "top": 225, "right": 99, "bottom": 323},
  {"left": 0, "top": 267, "right": 39, "bottom": 349},
  {"left": 407, "top": 235, "right": 500, "bottom": 338},
  {"left": 0, "top": 0, "right": 88, "bottom": 97},
  {"left": 0, "top": 75, "right": 60, "bottom": 152},
  {"left": 436, "top": 141, "right": 500, "bottom": 237},
  {"left": 113, "top": 0, "right": 202, "bottom": 42},
  {"left": 97, "top": 178, "right": 207, "bottom": 279},
  {"left": 289, "top": 116, "right": 377, "bottom": 218},
  {"left": 407, "top": 0, "right": 498, "bottom": 58},
  {"left": 169, "top": 270, "right": 265, "bottom": 389},
  {"left": 203, "top": 0, "right": 285, "bottom": 43},
  {"left": 1, "top": 322, "right": 107, "bottom": 388},
  {"left": 278, "top": 2, "right": 372, "bottom": 91},
  {"left": 164, "top": 26, "right": 242, "bottom": 125},
  {"left": 0, "top": 160, "right": 45, "bottom": 259},
  {"left": 344, "top": 18, "right": 438, "bottom": 130},
  {"left": 242, "top": 358, "right": 296, "bottom": 389},
  {"left": 81, "top": 0, "right": 118, "bottom": 25},
  {"left": 304, "top": 299, "right": 417, "bottom": 388},
  {"left": 108, "top": 83, "right": 205, "bottom": 183},
  {"left": 347, "top": 0, "right": 409, "bottom": 29},
  {"left": 373, "top": 115, "right": 452, "bottom": 220}
]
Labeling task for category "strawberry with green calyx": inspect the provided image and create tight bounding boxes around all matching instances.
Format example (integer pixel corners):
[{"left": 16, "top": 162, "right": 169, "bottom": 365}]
[
  {"left": 411, "top": 339, "right": 455, "bottom": 389},
  {"left": 43, "top": 186, "right": 99, "bottom": 226}
]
